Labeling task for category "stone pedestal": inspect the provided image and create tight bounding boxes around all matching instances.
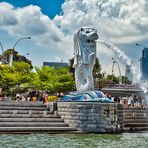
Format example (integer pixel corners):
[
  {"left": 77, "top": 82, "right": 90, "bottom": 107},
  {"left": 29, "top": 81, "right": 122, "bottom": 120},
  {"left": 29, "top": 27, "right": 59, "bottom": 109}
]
[{"left": 58, "top": 102, "right": 119, "bottom": 133}]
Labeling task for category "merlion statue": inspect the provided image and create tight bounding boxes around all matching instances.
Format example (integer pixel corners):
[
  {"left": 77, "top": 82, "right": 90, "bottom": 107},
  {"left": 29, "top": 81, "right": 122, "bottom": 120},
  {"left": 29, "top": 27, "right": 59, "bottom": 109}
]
[{"left": 73, "top": 27, "right": 98, "bottom": 92}]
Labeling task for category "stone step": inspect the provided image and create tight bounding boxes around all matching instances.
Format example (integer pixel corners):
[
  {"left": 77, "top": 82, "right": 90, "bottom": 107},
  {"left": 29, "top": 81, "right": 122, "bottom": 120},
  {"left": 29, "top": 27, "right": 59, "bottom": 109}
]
[
  {"left": 123, "top": 127, "right": 148, "bottom": 132},
  {"left": 0, "top": 122, "right": 69, "bottom": 127},
  {"left": 122, "top": 108, "right": 148, "bottom": 110},
  {"left": 0, "top": 110, "right": 52, "bottom": 114},
  {"left": 0, "top": 106, "right": 47, "bottom": 111},
  {"left": 0, "top": 118, "right": 64, "bottom": 122},
  {"left": 0, "top": 101, "right": 46, "bottom": 107},
  {"left": 0, "top": 101, "right": 76, "bottom": 133},
  {"left": 123, "top": 119, "right": 148, "bottom": 123},
  {"left": 122, "top": 116, "right": 148, "bottom": 119},
  {"left": 120, "top": 109, "right": 148, "bottom": 111},
  {"left": 0, "top": 114, "right": 59, "bottom": 118},
  {"left": 122, "top": 112, "right": 148, "bottom": 115},
  {"left": 124, "top": 123, "right": 148, "bottom": 127},
  {"left": 0, "top": 127, "right": 76, "bottom": 133},
  {"left": 123, "top": 113, "right": 148, "bottom": 117}
]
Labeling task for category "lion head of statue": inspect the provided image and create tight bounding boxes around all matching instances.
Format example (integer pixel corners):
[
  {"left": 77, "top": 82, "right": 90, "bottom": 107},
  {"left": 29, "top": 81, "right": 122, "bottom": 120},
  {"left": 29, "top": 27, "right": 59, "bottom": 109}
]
[
  {"left": 73, "top": 27, "right": 99, "bottom": 66},
  {"left": 78, "top": 27, "right": 98, "bottom": 47}
]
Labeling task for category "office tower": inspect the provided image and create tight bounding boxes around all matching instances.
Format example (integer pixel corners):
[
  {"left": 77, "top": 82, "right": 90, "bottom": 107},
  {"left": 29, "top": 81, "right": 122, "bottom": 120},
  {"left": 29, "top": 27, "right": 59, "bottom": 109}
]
[{"left": 141, "top": 47, "right": 148, "bottom": 80}]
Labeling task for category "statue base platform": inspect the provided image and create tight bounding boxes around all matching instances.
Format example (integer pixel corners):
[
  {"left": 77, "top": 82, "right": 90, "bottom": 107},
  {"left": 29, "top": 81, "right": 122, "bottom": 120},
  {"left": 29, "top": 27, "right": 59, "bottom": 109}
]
[{"left": 61, "top": 90, "right": 113, "bottom": 103}]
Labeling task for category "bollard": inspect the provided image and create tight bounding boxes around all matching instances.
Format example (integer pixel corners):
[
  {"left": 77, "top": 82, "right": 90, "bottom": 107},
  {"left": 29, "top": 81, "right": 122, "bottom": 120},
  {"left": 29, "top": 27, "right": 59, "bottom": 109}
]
[
  {"left": 13, "top": 110, "right": 17, "bottom": 115},
  {"left": 43, "top": 110, "right": 47, "bottom": 116},
  {"left": 29, "top": 110, "right": 32, "bottom": 116},
  {"left": 49, "top": 102, "right": 57, "bottom": 114}
]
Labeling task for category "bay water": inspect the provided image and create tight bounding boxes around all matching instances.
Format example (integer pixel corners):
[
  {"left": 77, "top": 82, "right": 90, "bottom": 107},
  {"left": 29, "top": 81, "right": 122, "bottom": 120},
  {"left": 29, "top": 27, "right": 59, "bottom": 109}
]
[{"left": 0, "top": 132, "right": 148, "bottom": 148}]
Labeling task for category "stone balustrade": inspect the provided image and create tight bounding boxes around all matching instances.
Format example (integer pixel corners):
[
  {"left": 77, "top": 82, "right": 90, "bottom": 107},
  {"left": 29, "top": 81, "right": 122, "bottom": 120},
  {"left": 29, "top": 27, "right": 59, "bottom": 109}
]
[{"left": 57, "top": 102, "right": 119, "bottom": 133}]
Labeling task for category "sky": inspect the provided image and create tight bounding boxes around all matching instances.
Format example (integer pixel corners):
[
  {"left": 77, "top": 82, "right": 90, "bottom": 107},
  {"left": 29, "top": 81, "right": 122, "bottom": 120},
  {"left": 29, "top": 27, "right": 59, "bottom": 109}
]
[{"left": 0, "top": 0, "right": 148, "bottom": 76}]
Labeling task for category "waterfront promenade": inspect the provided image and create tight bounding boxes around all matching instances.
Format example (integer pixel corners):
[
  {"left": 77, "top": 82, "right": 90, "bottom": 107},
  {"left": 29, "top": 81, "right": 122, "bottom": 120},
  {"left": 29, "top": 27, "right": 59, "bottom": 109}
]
[{"left": 0, "top": 100, "right": 148, "bottom": 133}]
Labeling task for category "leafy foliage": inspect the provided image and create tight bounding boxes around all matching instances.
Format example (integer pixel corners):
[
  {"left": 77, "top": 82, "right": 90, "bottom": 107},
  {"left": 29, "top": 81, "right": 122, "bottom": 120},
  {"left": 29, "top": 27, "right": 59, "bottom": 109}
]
[
  {"left": 2, "top": 49, "right": 32, "bottom": 68},
  {"left": 0, "top": 50, "right": 132, "bottom": 97},
  {"left": 0, "top": 62, "right": 33, "bottom": 96},
  {"left": 33, "top": 66, "right": 75, "bottom": 93}
]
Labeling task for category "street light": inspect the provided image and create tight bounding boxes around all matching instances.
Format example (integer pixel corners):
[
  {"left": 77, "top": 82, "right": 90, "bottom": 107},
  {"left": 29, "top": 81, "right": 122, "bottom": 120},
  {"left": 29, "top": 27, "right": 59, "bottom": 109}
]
[
  {"left": 136, "top": 43, "right": 147, "bottom": 48},
  {"left": 12, "top": 37, "right": 31, "bottom": 50},
  {"left": 9, "top": 37, "right": 31, "bottom": 66},
  {"left": 112, "top": 58, "right": 122, "bottom": 84},
  {"left": 0, "top": 41, "right": 6, "bottom": 64},
  {"left": 0, "top": 41, "right": 4, "bottom": 54}
]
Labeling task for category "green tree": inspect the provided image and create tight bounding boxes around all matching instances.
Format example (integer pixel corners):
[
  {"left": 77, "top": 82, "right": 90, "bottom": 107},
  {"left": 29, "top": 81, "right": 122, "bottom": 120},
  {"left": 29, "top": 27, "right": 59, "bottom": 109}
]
[
  {"left": 34, "top": 66, "right": 75, "bottom": 93},
  {"left": 0, "top": 62, "right": 33, "bottom": 97},
  {"left": 106, "top": 74, "right": 119, "bottom": 84},
  {"left": 2, "top": 49, "right": 32, "bottom": 68},
  {"left": 121, "top": 76, "right": 132, "bottom": 84},
  {"left": 93, "top": 58, "right": 102, "bottom": 88},
  {"left": 69, "top": 58, "right": 75, "bottom": 74}
]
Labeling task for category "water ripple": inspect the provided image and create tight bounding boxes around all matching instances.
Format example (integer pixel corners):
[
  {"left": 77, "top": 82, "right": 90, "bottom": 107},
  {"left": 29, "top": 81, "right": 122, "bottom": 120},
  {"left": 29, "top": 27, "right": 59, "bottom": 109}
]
[{"left": 0, "top": 133, "right": 148, "bottom": 148}]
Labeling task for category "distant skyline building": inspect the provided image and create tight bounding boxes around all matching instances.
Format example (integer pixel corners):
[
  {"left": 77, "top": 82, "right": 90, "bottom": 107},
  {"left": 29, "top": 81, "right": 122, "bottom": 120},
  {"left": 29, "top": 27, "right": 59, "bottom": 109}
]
[
  {"left": 125, "top": 64, "right": 133, "bottom": 82},
  {"left": 141, "top": 47, "right": 148, "bottom": 80},
  {"left": 43, "top": 62, "right": 68, "bottom": 68}
]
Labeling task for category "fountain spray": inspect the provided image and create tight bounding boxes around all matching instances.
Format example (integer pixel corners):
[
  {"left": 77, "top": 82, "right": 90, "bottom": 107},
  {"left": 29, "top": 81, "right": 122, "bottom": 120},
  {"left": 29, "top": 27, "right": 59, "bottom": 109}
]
[{"left": 97, "top": 39, "right": 148, "bottom": 96}]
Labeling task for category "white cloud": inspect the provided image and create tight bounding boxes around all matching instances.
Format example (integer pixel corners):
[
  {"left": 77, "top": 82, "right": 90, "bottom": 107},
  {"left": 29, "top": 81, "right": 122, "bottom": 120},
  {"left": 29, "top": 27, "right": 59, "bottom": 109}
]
[
  {"left": 0, "top": 2, "right": 66, "bottom": 44},
  {"left": 56, "top": 0, "right": 148, "bottom": 43},
  {"left": 0, "top": 0, "right": 148, "bottom": 75}
]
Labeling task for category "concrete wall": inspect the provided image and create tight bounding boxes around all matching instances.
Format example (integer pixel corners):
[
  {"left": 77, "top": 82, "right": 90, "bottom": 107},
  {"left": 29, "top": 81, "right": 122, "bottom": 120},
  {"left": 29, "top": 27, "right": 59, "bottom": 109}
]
[{"left": 57, "top": 102, "right": 119, "bottom": 133}]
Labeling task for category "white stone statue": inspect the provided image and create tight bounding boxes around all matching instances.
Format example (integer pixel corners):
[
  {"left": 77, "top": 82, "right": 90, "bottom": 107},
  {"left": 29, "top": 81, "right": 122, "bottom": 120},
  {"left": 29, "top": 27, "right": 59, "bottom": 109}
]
[{"left": 73, "top": 27, "right": 98, "bottom": 92}]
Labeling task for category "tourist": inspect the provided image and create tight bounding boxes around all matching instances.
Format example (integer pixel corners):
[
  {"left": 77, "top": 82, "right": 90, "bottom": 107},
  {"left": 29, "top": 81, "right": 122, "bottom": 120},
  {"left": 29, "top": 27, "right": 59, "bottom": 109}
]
[
  {"left": 15, "top": 93, "right": 21, "bottom": 102},
  {"left": 42, "top": 91, "right": 48, "bottom": 104},
  {"left": 127, "top": 96, "right": 133, "bottom": 107},
  {"left": 128, "top": 95, "right": 134, "bottom": 107},
  {"left": 133, "top": 95, "right": 138, "bottom": 107},
  {"left": 114, "top": 96, "right": 120, "bottom": 103},
  {"left": 106, "top": 93, "right": 112, "bottom": 100},
  {"left": 27, "top": 95, "right": 31, "bottom": 101},
  {"left": 32, "top": 96, "right": 37, "bottom": 102},
  {"left": 120, "top": 97, "right": 124, "bottom": 105},
  {"left": 21, "top": 95, "right": 26, "bottom": 101},
  {"left": 0, "top": 92, "right": 4, "bottom": 101},
  {"left": 0, "top": 88, "right": 4, "bottom": 101},
  {"left": 60, "top": 92, "right": 64, "bottom": 98},
  {"left": 141, "top": 99, "right": 147, "bottom": 109},
  {"left": 123, "top": 96, "right": 128, "bottom": 107},
  {"left": 37, "top": 92, "right": 43, "bottom": 102}
]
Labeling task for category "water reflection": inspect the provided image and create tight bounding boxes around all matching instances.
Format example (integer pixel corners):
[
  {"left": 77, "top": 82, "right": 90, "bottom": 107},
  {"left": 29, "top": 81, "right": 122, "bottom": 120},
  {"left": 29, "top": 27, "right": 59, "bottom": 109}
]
[{"left": 0, "top": 133, "right": 148, "bottom": 148}]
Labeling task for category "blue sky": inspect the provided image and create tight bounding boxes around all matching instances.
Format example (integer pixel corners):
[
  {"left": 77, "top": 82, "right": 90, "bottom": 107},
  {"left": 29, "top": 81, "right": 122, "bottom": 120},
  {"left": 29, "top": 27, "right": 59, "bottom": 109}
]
[
  {"left": 0, "top": 0, "right": 148, "bottom": 76},
  {"left": 0, "top": 0, "right": 64, "bottom": 18}
]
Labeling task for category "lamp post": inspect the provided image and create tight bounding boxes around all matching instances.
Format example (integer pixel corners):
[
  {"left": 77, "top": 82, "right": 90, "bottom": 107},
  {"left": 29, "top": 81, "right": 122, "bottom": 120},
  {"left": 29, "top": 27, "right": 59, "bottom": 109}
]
[
  {"left": 112, "top": 58, "right": 122, "bottom": 84},
  {"left": 0, "top": 41, "right": 4, "bottom": 54},
  {"left": 9, "top": 37, "right": 31, "bottom": 66},
  {"left": 136, "top": 43, "right": 147, "bottom": 48},
  {"left": 0, "top": 41, "right": 6, "bottom": 64}
]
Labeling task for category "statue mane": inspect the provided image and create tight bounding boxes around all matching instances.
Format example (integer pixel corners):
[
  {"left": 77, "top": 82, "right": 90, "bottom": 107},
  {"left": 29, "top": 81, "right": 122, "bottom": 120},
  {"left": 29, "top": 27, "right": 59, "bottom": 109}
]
[
  {"left": 73, "top": 27, "right": 98, "bottom": 67},
  {"left": 73, "top": 27, "right": 98, "bottom": 92}
]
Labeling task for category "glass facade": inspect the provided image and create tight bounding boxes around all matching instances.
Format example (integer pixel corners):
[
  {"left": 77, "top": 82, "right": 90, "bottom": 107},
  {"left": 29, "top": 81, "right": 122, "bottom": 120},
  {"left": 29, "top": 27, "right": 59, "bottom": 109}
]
[{"left": 141, "top": 47, "right": 148, "bottom": 80}]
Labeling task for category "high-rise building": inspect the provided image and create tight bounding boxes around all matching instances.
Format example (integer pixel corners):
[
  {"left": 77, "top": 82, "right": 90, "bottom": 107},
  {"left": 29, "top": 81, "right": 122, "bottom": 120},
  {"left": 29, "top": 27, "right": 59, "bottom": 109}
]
[
  {"left": 43, "top": 62, "right": 68, "bottom": 69},
  {"left": 125, "top": 64, "right": 133, "bottom": 82},
  {"left": 141, "top": 47, "right": 148, "bottom": 80}
]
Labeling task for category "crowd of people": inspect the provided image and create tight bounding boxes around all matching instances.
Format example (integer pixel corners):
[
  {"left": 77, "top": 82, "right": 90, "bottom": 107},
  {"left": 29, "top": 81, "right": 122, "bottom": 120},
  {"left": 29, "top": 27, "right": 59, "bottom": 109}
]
[
  {"left": 110, "top": 94, "right": 147, "bottom": 109},
  {"left": 15, "top": 90, "right": 64, "bottom": 104},
  {"left": 0, "top": 87, "right": 147, "bottom": 109}
]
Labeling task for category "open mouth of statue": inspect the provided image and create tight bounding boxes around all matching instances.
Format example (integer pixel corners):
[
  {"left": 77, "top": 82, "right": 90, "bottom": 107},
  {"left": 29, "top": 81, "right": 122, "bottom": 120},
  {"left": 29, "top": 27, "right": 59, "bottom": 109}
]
[{"left": 87, "top": 39, "right": 95, "bottom": 43}]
